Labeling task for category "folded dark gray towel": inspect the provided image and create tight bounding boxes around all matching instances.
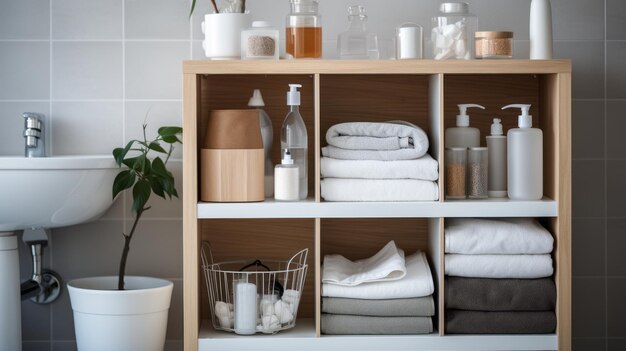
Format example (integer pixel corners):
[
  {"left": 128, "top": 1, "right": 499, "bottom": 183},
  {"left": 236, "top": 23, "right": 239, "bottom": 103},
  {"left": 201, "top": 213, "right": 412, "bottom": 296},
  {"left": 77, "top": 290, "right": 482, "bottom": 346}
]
[
  {"left": 445, "top": 310, "right": 556, "bottom": 334},
  {"left": 445, "top": 277, "right": 556, "bottom": 311},
  {"left": 322, "top": 296, "right": 435, "bottom": 317},
  {"left": 321, "top": 314, "right": 433, "bottom": 335}
]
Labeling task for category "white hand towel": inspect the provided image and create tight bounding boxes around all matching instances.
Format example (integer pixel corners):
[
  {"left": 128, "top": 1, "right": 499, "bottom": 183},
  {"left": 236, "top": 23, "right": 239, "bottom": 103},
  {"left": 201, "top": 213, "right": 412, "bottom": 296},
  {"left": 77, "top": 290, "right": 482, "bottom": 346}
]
[
  {"left": 444, "top": 254, "right": 554, "bottom": 279},
  {"left": 326, "top": 121, "right": 429, "bottom": 153},
  {"left": 322, "top": 146, "right": 427, "bottom": 161},
  {"left": 321, "top": 155, "right": 439, "bottom": 181},
  {"left": 321, "top": 178, "right": 439, "bottom": 202},
  {"left": 323, "top": 240, "right": 407, "bottom": 286},
  {"left": 322, "top": 251, "right": 434, "bottom": 299},
  {"left": 445, "top": 218, "right": 554, "bottom": 254}
]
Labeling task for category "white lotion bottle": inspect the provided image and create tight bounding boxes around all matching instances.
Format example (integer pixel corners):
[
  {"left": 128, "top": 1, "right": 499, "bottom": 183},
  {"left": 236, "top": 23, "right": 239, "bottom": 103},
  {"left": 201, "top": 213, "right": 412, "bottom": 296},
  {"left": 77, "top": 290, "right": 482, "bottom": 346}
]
[
  {"left": 444, "top": 104, "right": 485, "bottom": 148},
  {"left": 502, "top": 104, "right": 543, "bottom": 200},
  {"left": 274, "top": 149, "right": 300, "bottom": 201},
  {"left": 530, "top": 0, "right": 553, "bottom": 59},
  {"left": 281, "top": 84, "right": 308, "bottom": 199},
  {"left": 486, "top": 118, "right": 507, "bottom": 198},
  {"left": 248, "top": 89, "right": 274, "bottom": 198}
]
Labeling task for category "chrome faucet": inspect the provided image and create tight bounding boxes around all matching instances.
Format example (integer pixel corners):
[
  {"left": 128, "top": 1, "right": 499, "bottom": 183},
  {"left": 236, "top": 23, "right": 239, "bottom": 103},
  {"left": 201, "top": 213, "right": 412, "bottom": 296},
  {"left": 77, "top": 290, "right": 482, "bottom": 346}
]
[{"left": 23, "top": 112, "right": 45, "bottom": 157}]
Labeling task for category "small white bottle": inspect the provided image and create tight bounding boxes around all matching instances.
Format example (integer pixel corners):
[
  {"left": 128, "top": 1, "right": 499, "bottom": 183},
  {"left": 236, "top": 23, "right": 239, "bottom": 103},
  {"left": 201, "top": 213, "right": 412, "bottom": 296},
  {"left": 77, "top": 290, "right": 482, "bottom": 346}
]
[
  {"left": 530, "top": 0, "right": 553, "bottom": 59},
  {"left": 444, "top": 104, "right": 485, "bottom": 148},
  {"left": 486, "top": 118, "right": 507, "bottom": 198},
  {"left": 502, "top": 104, "right": 543, "bottom": 200},
  {"left": 274, "top": 149, "right": 300, "bottom": 201}
]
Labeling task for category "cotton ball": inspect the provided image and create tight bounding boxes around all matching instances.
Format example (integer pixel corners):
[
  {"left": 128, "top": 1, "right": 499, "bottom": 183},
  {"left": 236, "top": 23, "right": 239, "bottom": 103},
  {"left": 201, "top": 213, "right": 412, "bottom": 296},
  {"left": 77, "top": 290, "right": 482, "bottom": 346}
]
[
  {"left": 274, "top": 300, "right": 294, "bottom": 324},
  {"left": 261, "top": 315, "right": 280, "bottom": 331},
  {"left": 215, "top": 301, "right": 231, "bottom": 318},
  {"left": 281, "top": 289, "right": 300, "bottom": 305},
  {"left": 260, "top": 297, "right": 276, "bottom": 317}
]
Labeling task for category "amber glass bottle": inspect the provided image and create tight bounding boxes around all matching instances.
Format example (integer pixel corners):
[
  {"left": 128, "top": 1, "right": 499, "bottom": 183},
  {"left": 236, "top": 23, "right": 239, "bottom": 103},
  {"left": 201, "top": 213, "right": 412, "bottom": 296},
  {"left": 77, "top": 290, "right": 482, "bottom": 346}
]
[{"left": 286, "top": 0, "right": 322, "bottom": 58}]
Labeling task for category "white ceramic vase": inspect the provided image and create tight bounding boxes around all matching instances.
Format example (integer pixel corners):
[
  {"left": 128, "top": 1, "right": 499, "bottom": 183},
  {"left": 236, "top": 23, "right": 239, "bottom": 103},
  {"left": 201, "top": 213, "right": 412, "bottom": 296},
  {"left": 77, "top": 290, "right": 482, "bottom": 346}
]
[
  {"left": 202, "top": 13, "right": 252, "bottom": 59},
  {"left": 68, "top": 276, "right": 173, "bottom": 351},
  {"left": 530, "top": 0, "right": 553, "bottom": 59}
]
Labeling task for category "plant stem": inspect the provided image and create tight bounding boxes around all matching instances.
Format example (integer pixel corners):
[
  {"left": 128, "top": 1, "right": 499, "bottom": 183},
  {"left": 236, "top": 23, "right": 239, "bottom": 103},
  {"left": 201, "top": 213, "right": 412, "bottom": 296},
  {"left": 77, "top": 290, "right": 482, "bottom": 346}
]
[
  {"left": 211, "top": 0, "right": 219, "bottom": 13},
  {"left": 117, "top": 206, "right": 149, "bottom": 290}
]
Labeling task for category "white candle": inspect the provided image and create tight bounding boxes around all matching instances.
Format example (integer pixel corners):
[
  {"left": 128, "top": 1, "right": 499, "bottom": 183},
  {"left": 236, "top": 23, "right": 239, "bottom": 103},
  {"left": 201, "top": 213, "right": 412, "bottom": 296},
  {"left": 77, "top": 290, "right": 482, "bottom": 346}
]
[{"left": 234, "top": 281, "right": 257, "bottom": 335}]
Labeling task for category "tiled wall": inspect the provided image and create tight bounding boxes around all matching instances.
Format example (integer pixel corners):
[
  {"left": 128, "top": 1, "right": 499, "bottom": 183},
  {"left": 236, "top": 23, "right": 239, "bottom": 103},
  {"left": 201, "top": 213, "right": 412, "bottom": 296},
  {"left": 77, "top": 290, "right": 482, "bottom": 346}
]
[{"left": 0, "top": 0, "right": 623, "bottom": 350}]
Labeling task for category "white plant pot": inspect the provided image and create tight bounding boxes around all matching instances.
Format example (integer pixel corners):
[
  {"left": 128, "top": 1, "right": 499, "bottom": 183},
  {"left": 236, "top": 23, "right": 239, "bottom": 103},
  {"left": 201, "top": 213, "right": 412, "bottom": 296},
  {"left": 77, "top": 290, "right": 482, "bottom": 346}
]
[
  {"left": 202, "top": 13, "right": 251, "bottom": 59},
  {"left": 67, "top": 276, "right": 173, "bottom": 351}
]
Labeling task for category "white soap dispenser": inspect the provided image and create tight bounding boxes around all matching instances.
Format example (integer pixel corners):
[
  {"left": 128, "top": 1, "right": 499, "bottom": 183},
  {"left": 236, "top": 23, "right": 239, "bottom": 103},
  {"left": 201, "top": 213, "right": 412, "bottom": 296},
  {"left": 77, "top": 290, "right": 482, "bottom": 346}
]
[
  {"left": 274, "top": 149, "right": 300, "bottom": 201},
  {"left": 486, "top": 118, "right": 507, "bottom": 198},
  {"left": 281, "top": 84, "right": 308, "bottom": 200},
  {"left": 248, "top": 89, "right": 274, "bottom": 198},
  {"left": 502, "top": 104, "right": 543, "bottom": 200},
  {"left": 444, "top": 104, "right": 485, "bottom": 148}
]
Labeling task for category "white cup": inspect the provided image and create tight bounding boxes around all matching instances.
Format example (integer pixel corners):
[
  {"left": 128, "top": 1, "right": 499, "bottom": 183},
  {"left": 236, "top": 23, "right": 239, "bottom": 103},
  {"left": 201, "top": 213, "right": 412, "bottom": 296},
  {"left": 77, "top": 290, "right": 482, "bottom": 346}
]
[{"left": 201, "top": 13, "right": 251, "bottom": 60}]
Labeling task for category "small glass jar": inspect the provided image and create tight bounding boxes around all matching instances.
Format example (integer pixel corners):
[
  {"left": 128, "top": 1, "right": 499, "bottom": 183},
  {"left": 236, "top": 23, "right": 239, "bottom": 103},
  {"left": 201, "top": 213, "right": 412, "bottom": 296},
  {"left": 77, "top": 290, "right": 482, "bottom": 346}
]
[
  {"left": 467, "top": 147, "right": 488, "bottom": 199},
  {"left": 286, "top": 0, "right": 322, "bottom": 59},
  {"left": 396, "top": 23, "right": 423, "bottom": 59},
  {"left": 431, "top": 2, "right": 477, "bottom": 60},
  {"left": 445, "top": 147, "right": 467, "bottom": 199},
  {"left": 241, "top": 21, "right": 279, "bottom": 60},
  {"left": 475, "top": 31, "right": 513, "bottom": 59}
]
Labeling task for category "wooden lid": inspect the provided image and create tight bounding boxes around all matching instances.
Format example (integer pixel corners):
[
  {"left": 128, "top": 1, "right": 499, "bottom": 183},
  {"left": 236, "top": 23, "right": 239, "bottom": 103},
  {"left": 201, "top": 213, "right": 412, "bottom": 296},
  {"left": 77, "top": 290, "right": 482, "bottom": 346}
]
[
  {"left": 203, "top": 109, "right": 263, "bottom": 149},
  {"left": 475, "top": 31, "right": 514, "bottom": 39}
]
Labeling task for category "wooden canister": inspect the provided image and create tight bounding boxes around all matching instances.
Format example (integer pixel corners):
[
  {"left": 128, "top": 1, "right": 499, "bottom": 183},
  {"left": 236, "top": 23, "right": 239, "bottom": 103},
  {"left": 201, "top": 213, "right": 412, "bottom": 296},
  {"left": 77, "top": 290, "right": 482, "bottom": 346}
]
[{"left": 201, "top": 109, "right": 264, "bottom": 202}]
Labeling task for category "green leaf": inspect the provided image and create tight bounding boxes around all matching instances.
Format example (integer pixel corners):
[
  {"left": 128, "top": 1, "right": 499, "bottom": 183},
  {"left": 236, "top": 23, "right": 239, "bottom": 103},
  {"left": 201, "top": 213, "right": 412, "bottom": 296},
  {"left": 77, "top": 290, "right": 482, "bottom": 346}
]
[
  {"left": 122, "top": 154, "right": 146, "bottom": 173},
  {"left": 151, "top": 157, "right": 168, "bottom": 177},
  {"left": 149, "top": 176, "right": 166, "bottom": 199},
  {"left": 162, "top": 135, "right": 180, "bottom": 144},
  {"left": 113, "top": 140, "right": 135, "bottom": 166},
  {"left": 148, "top": 141, "right": 167, "bottom": 153},
  {"left": 112, "top": 170, "right": 136, "bottom": 200},
  {"left": 132, "top": 179, "right": 151, "bottom": 213},
  {"left": 158, "top": 126, "right": 182, "bottom": 137}
]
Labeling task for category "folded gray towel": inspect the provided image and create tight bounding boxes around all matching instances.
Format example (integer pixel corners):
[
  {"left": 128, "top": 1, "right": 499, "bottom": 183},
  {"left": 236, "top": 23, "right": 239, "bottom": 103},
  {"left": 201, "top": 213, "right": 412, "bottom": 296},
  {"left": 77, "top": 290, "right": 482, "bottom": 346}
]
[
  {"left": 445, "top": 277, "right": 556, "bottom": 311},
  {"left": 445, "top": 310, "right": 556, "bottom": 334},
  {"left": 321, "top": 314, "right": 433, "bottom": 335},
  {"left": 322, "top": 296, "right": 435, "bottom": 317},
  {"left": 326, "top": 121, "right": 429, "bottom": 155}
]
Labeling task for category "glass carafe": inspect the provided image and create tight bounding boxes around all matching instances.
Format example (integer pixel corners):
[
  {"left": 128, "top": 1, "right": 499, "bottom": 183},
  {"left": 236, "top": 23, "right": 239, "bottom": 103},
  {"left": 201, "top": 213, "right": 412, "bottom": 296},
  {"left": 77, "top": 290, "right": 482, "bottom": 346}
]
[
  {"left": 286, "top": 0, "right": 322, "bottom": 59},
  {"left": 337, "top": 5, "right": 379, "bottom": 60}
]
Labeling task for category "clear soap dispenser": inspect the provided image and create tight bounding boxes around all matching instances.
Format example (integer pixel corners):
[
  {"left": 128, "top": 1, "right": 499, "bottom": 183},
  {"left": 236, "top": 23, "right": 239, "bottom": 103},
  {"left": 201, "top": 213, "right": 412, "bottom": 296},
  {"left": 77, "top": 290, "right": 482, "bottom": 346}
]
[
  {"left": 502, "top": 104, "right": 543, "bottom": 200},
  {"left": 281, "top": 84, "right": 308, "bottom": 199},
  {"left": 444, "top": 104, "right": 484, "bottom": 148},
  {"left": 248, "top": 89, "right": 274, "bottom": 197},
  {"left": 337, "top": 5, "right": 379, "bottom": 60}
]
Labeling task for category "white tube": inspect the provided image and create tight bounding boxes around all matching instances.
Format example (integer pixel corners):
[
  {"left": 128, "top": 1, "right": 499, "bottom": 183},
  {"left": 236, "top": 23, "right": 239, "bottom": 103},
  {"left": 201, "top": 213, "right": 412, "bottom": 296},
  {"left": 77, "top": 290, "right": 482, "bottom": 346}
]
[
  {"left": 234, "top": 281, "right": 257, "bottom": 335},
  {"left": 0, "top": 232, "right": 21, "bottom": 351}
]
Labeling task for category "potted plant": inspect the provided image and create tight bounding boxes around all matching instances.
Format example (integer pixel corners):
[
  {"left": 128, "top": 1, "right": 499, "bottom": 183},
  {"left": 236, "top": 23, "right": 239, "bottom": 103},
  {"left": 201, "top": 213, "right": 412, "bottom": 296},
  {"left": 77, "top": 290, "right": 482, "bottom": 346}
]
[
  {"left": 67, "top": 125, "right": 182, "bottom": 351},
  {"left": 192, "top": 0, "right": 252, "bottom": 59}
]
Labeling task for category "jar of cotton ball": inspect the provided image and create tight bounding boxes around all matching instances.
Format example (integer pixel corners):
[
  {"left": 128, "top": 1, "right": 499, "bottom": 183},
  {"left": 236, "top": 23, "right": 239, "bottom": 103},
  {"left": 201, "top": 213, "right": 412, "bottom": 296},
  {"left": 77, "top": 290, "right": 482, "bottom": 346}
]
[
  {"left": 431, "top": 2, "right": 477, "bottom": 60},
  {"left": 241, "top": 21, "right": 279, "bottom": 60}
]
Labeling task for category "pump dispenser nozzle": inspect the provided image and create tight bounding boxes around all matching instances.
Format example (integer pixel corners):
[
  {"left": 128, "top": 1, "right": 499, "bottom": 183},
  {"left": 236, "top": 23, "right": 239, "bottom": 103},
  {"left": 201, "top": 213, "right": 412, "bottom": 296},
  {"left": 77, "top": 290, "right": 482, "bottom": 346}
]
[
  {"left": 502, "top": 104, "right": 532, "bottom": 128},
  {"left": 287, "top": 84, "right": 302, "bottom": 106},
  {"left": 456, "top": 104, "right": 485, "bottom": 127},
  {"left": 490, "top": 118, "right": 503, "bottom": 135},
  {"left": 282, "top": 148, "right": 294, "bottom": 164},
  {"left": 248, "top": 89, "right": 265, "bottom": 107}
]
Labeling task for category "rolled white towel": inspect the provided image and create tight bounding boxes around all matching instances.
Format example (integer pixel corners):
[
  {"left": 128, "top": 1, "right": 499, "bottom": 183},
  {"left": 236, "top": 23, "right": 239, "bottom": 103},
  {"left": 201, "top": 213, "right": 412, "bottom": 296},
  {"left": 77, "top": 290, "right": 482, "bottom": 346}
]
[
  {"left": 215, "top": 301, "right": 234, "bottom": 328},
  {"left": 281, "top": 289, "right": 301, "bottom": 310},
  {"left": 274, "top": 300, "right": 294, "bottom": 324},
  {"left": 259, "top": 315, "right": 280, "bottom": 331}
]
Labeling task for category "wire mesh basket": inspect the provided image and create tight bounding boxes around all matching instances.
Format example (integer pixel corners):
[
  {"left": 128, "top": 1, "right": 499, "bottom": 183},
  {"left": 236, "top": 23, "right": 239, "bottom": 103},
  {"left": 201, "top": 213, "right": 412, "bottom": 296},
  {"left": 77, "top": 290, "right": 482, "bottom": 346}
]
[{"left": 201, "top": 242, "right": 308, "bottom": 335}]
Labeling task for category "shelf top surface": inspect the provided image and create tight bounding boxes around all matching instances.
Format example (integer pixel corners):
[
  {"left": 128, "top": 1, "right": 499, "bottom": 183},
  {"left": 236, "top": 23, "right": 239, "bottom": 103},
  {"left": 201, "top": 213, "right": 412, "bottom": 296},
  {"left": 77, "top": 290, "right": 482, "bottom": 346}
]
[{"left": 183, "top": 59, "right": 572, "bottom": 75}]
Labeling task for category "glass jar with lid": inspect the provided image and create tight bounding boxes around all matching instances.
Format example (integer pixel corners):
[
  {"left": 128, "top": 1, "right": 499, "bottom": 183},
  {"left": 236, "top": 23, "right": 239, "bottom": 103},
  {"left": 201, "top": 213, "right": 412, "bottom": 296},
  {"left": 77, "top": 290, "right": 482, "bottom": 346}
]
[
  {"left": 337, "top": 5, "right": 379, "bottom": 60},
  {"left": 241, "top": 21, "right": 279, "bottom": 60},
  {"left": 286, "top": 0, "right": 322, "bottom": 59},
  {"left": 431, "top": 2, "right": 477, "bottom": 60},
  {"left": 475, "top": 31, "right": 513, "bottom": 59}
]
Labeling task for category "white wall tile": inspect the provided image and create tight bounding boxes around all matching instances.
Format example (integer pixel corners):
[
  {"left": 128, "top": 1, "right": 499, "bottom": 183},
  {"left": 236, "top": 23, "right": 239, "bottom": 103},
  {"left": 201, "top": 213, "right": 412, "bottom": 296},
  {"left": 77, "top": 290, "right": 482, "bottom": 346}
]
[
  {"left": 125, "top": 41, "right": 189, "bottom": 99},
  {"left": 52, "top": 0, "right": 123, "bottom": 40},
  {"left": 124, "top": 220, "right": 183, "bottom": 279},
  {"left": 191, "top": 40, "right": 205, "bottom": 59},
  {"left": 0, "top": 0, "right": 50, "bottom": 39},
  {"left": 552, "top": 0, "right": 605, "bottom": 40},
  {"left": 50, "top": 101, "right": 123, "bottom": 155},
  {"left": 124, "top": 101, "right": 183, "bottom": 159},
  {"left": 51, "top": 42, "right": 123, "bottom": 99},
  {"left": 0, "top": 102, "right": 50, "bottom": 156},
  {"left": 125, "top": 0, "right": 190, "bottom": 39},
  {"left": 0, "top": 42, "right": 50, "bottom": 99}
]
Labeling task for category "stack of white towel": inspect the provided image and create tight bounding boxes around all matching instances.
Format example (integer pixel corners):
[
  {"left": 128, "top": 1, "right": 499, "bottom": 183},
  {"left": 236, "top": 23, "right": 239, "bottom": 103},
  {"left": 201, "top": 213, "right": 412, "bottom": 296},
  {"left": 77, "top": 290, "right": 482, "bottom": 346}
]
[
  {"left": 320, "top": 122, "right": 439, "bottom": 201},
  {"left": 321, "top": 241, "right": 436, "bottom": 335}
]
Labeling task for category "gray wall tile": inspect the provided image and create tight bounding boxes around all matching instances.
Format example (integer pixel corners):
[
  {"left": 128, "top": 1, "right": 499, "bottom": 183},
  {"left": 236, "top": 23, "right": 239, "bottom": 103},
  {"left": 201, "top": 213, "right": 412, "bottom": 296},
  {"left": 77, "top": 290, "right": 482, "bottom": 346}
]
[
  {"left": 0, "top": 0, "right": 50, "bottom": 39},
  {"left": 166, "top": 280, "right": 183, "bottom": 340},
  {"left": 607, "top": 101, "right": 626, "bottom": 159},
  {"left": 51, "top": 42, "right": 123, "bottom": 99},
  {"left": 0, "top": 102, "right": 50, "bottom": 156},
  {"left": 22, "top": 342, "right": 52, "bottom": 351},
  {"left": 51, "top": 289, "right": 75, "bottom": 340},
  {"left": 608, "top": 278, "right": 626, "bottom": 337},
  {"left": 0, "top": 42, "right": 50, "bottom": 100},
  {"left": 21, "top": 301, "right": 50, "bottom": 341},
  {"left": 125, "top": 0, "right": 190, "bottom": 39},
  {"left": 551, "top": 0, "right": 605, "bottom": 40},
  {"left": 607, "top": 219, "right": 626, "bottom": 276},
  {"left": 607, "top": 41, "right": 626, "bottom": 99},
  {"left": 165, "top": 340, "right": 183, "bottom": 351},
  {"left": 573, "top": 338, "right": 606, "bottom": 351},
  {"left": 52, "top": 342, "right": 77, "bottom": 351},
  {"left": 608, "top": 338, "right": 626, "bottom": 351},
  {"left": 573, "top": 218, "right": 605, "bottom": 276},
  {"left": 471, "top": 0, "right": 531, "bottom": 39},
  {"left": 572, "top": 100, "right": 605, "bottom": 160},
  {"left": 607, "top": 0, "right": 626, "bottom": 40},
  {"left": 573, "top": 277, "right": 606, "bottom": 337},
  {"left": 52, "top": 0, "right": 123, "bottom": 40},
  {"left": 124, "top": 220, "right": 183, "bottom": 279},
  {"left": 573, "top": 160, "right": 605, "bottom": 218},
  {"left": 554, "top": 41, "right": 605, "bottom": 99},
  {"left": 124, "top": 41, "right": 189, "bottom": 99},
  {"left": 607, "top": 160, "right": 626, "bottom": 218},
  {"left": 124, "top": 161, "right": 182, "bottom": 219}
]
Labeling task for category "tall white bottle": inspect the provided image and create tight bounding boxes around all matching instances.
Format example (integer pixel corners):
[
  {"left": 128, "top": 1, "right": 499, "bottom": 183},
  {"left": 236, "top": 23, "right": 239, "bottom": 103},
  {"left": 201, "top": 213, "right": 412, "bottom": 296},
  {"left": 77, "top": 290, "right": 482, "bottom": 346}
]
[
  {"left": 281, "top": 84, "right": 308, "bottom": 200},
  {"left": 530, "top": 0, "right": 553, "bottom": 59},
  {"left": 502, "top": 104, "right": 543, "bottom": 200},
  {"left": 486, "top": 118, "right": 507, "bottom": 198},
  {"left": 444, "top": 104, "right": 485, "bottom": 148}
]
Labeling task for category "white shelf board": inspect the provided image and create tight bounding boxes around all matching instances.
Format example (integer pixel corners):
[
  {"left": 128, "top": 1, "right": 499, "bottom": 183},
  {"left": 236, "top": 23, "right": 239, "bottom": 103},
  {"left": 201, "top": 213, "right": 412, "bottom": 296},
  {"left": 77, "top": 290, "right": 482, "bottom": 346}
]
[
  {"left": 198, "top": 319, "right": 557, "bottom": 351},
  {"left": 197, "top": 198, "right": 557, "bottom": 219}
]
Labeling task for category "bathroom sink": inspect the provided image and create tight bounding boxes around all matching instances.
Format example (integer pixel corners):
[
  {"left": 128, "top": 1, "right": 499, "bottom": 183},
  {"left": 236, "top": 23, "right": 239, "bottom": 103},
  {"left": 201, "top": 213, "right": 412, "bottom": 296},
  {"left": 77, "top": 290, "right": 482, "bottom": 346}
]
[{"left": 0, "top": 156, "right": 118, "bottom": 231}]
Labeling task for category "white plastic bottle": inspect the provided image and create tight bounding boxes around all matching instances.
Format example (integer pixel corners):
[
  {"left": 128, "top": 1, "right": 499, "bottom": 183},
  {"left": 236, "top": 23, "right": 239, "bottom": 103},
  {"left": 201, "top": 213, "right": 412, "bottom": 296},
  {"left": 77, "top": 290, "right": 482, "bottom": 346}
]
[
  {"left": 274, "top": 149, "right": 300, "bottom": 201},
  {"left": 502, "top": 104, "right": 543, "bottom": 200},
  {"left": 530, "top": 0, "right": 553, "bottom": 59},
  {"left": 444, "top": 104, "right": 485, "bottom": 148},
  {"left": 248, "top": 89, "right": 274, "bottom": 198},
  {"left": 486, "top": 118, "right": 507, "bottom": 198},
  {"left": 281, "top": 84, "right": 308, "bottom": 199}
]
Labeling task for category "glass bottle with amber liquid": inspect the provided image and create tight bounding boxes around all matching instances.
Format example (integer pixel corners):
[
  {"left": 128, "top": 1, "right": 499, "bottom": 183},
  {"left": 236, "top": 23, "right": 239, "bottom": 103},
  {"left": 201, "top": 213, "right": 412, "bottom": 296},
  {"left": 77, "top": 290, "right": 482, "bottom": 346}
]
[{"left": 286, "top": 0, "right": 322, "bottom": 59}]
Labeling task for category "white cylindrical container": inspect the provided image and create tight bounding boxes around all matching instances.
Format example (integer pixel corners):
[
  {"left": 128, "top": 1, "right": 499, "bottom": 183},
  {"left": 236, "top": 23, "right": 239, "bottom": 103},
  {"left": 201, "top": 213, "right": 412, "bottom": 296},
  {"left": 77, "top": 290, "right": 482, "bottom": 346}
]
[
  {"left": 396, "top": 23, "right": 423, "bottom": 59},
  {"left": 275, "top": 149, "right": 300, "bottom": 201},
  {"left": 0, "top": 232, "right": 21, "bottom": 351},
  {"left": 486, "top": 118, "right": 508, "bottom": 198},
  {"left": 202, "top": 13, "right": 252, "bottom": 60},
  {"left": 234, "top": 279, "right": 257, "bottom": 335},
  {"left": 530, "top": 0, "right": 553, "bottom": 59}
]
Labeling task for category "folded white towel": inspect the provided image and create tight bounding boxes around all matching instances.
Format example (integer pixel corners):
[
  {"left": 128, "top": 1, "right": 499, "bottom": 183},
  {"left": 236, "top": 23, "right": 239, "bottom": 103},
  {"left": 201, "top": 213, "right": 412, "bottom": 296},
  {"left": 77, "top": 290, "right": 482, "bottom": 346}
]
[
  {"left": 321, "top": 178, "right": 439, "bottom": 202},
  {"left": 326, "top": 121, "right": 429, "bottom": 153},
  {"left": 444, "top": 254, "right": 554, "bottom": 279},
  {"left": 445, "top": 218, "right": 554, "bottom": 255},
  {"left": 323, "top": 240, "right": 407, "bottom": 287},
  {"left": 322, "top": 145, "right": 428, "bottom": 161},
  {"left": 321, "top": 155, "right": 439, "bottom": 181},
  {"left": 322, "top": 251, "right": 434, "bottom": 299}
]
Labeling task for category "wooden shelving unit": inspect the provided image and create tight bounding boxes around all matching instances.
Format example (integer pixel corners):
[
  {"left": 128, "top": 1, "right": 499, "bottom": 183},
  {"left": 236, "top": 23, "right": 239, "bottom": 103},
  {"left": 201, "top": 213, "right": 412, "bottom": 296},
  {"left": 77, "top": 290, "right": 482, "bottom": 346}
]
[{"left": 182, "top": 60, "right": 572, "bottom": 351}]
